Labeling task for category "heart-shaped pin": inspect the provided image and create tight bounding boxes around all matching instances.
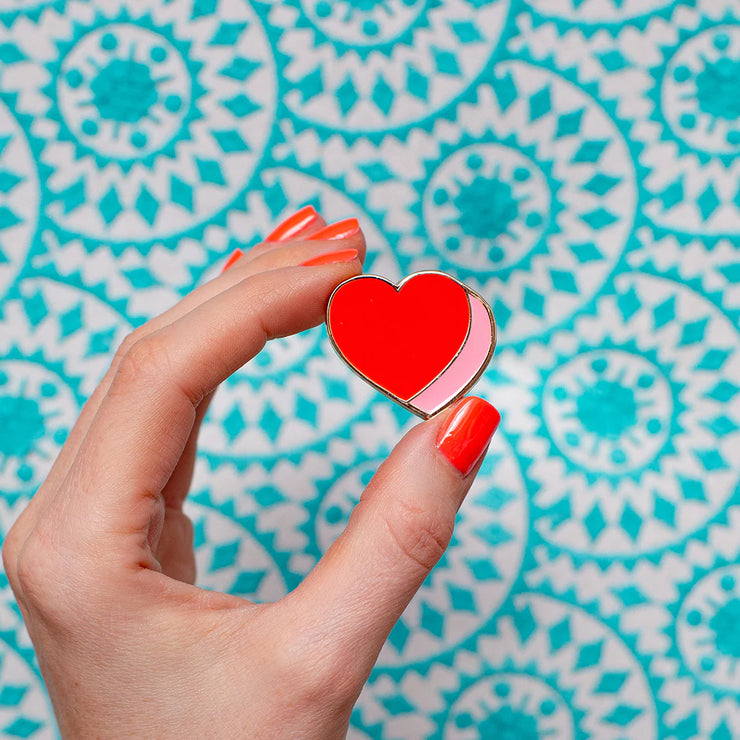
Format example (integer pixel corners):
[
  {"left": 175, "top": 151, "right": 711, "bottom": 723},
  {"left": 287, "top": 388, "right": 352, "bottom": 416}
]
[{"left": 326, "top": 271, "right": 496, "bottom": 418}]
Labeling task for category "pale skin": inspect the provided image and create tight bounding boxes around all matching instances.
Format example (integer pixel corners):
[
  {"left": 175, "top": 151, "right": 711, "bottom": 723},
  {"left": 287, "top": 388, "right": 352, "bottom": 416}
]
[{"left": 3, "top": 219, "right": 490, "bottom": 738}]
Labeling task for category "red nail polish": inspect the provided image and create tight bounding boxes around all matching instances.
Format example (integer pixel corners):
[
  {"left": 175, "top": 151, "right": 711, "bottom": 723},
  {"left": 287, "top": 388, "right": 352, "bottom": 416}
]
[
  {"left": 221, "top": 248, "right": 244, "bottom": 272},
  {"left": 308, "top": 218, "right": 359, "bottom": 241},
  {"left": 265, "top": 205, "right": 319, "bottom": 242},
  {"left": 300, "top": 248, "right": 359, "bottom": 267},
  {"left": 436, "top": 397, "right": 500, "bottom": 476}
]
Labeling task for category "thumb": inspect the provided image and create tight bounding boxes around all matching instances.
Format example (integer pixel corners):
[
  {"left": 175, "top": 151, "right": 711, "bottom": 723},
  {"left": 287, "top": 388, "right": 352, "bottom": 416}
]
[{"left": 291, "top": 396, "right": 500, "bottom": 681}]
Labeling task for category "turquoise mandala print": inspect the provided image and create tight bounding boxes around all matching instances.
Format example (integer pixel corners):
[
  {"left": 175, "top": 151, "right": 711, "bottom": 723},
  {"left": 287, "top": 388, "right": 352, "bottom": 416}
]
[
  {"left": 0, "top": 0, "right": 739, "bottom": 738},
  {"left": 4, "top": 0, "right": 276, "bottom": 244},
  {"left": 268, "top": 0, "right": 510, "bottom": 130}
]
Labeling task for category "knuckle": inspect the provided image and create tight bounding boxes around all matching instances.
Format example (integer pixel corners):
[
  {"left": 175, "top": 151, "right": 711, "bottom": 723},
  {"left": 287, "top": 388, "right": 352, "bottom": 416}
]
[
  {"left": 383, "top": 498, "right": 452, "bottom": 574},
  {"left": 14, "top": 530, "right": 51, "bottom": 606},
  {"left": 111, "top": 329, "right": 145, "bottom": 369},
  {"left": 14, "top": 525, "right": 89, "bottom": 625},
  {"left": 3, "top": 491, "right": 54, "bottom": 597},
  {"left": 2, "top": 525, "right": 23, "bottom": 592},
  {"left": 115, "top": 335, "right": 170, "bottom": 389}
]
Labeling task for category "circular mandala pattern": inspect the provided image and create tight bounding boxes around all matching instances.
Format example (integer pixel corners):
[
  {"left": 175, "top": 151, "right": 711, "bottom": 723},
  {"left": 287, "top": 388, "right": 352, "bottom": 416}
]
[
  {"left": 662, "top": 25, "right": 740, "bottom": 156},
  {"left": 677, "top": 565, "right": 740, "bottom": 694},
  {"left": 402, "top": 60, "right": 635, "bottom": 343},
  {"left": 599, "top": 527, "right": 740, "bottom": 740},
  {"left": 315, "top": 433, "right": 528, "bottom": 667},
  {"left": 455, "top": 594, "right": 657, "bottom": 739},
  {"left": 445, "top": 673, "right": 574, "bottom": 739},
  {"left": 58, "top": 23, "right": 191, "bottom": 161},
  {"left": 33, "top": 0, "right": 276, "bottom": 242},
  {"left": 353, "top": 594, "right": 656, "bottom": 739},
  {"left": 512, "top": 5, "right": 740, "bottom": 235},
  {"left": 423, "top": 143, "right": 549, "bottom": 272},
  {"left": 0, "top": 96, "right": 39, "bottom": 300},
  {"left": 269, "top": 0, "right": 510, "bottom": 130},
  {"left": 0, "top": 360, "right": 79, "bottom": 497},
  {"left": 542, "top": 350, "right": 672, "bottom": 476},
  {"left": 502, "top": 271, "right": 740, "bottom": 556}
]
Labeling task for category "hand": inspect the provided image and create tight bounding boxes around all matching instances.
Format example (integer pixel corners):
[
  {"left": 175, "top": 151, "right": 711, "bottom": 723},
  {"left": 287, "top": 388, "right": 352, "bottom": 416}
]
[{"left": 2, "top": 213, "right": 500, "bottom": 739}]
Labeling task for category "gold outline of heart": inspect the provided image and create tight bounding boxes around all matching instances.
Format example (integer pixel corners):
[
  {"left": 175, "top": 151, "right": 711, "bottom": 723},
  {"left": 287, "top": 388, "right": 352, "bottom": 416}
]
[{"left": 326, "top": 270, "right": 497, "bottom": 419}]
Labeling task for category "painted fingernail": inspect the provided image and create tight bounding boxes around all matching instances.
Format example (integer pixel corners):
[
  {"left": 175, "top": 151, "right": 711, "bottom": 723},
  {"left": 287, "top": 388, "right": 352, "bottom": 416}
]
[
  {"left": 436, "top": 396, "right": 500, "bottom": 476},
  {"left": 300, "top": 248, "right": 359, "bottom": 267},
  {"left": 265, "top": 205, "right": 319, "bottom": 242},
  {"left": 308, "top": 217, "right": 359, "bottom": 241},
  {"left": 221, "top": 248, "right": 244, "bottom": 272}
]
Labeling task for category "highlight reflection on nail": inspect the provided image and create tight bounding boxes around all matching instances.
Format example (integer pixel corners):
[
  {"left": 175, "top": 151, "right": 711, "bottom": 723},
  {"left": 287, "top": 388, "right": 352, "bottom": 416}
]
[
  {"left": 265, "top": 206, "right": 320, "bottom": 242},
  {"left": 308, "top": 218, "right": 359, "bottom": 241}
]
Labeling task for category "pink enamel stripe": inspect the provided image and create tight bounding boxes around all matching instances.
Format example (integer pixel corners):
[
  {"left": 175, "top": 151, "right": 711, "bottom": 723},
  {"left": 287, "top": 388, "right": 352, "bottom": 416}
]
[{"left": 409, "top": 294, "right": 492, "bottom": 416}]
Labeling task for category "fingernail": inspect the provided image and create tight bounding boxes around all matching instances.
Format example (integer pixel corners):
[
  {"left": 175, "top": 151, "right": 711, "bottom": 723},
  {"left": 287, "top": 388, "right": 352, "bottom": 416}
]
[
  {"left": 265, "top": 205, "right": 319, "bottom": 242},
  {"left": 308, "top": 217, "right": 359, "bottom": 241},
  {"left": 300, "top": 248, "right": 359, "bottom": 267},
  {"left": 436, "top": 397, "right": 500, "bottom": 476},
  {"left": 221, "top": 248, "right": 244, "bottom": 272}
]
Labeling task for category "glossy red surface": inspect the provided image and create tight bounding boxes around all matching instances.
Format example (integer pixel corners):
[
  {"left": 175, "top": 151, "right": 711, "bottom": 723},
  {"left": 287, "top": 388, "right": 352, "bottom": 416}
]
[
  {"left": 436, "top": 396, "right": 501, "bottom": 476},
  {"left": 327, "top": 273, "right": 471, "bottom": 401}
]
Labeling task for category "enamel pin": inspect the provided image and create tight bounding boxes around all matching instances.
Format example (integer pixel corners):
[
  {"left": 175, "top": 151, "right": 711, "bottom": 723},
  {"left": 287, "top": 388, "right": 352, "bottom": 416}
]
[{"left": 326, "top": 271, "right": 496, "bottom": 419}]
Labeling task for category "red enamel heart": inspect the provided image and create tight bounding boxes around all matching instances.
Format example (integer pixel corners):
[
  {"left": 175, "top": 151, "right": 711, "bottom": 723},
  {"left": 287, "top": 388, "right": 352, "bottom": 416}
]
[{"left": 327, "top": 272, "right": 471, "bottom": 401}]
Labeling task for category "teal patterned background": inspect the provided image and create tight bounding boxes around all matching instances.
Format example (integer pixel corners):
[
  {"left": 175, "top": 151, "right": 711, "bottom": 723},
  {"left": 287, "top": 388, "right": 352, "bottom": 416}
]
[{"left": 0, "top": 0, "right": 739, "bottom": 737}]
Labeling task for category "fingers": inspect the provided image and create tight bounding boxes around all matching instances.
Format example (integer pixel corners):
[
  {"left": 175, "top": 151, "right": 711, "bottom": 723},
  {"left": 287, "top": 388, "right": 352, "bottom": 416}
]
[
  {"left": 32, "top": 215, "right": 365, "bottom": 498},
  {"left": 287, "top": 397, "right": 500, "bottom": 683},
  {"left": 229, "top": 226, "right": 366, "bottom": 275},
  {"left": 5, "top": 208, "right": 364, "bottom": 604},
  {"left": 227, "top": 216, "right": 362, "bottom": 269},
  {"left": 234, "top": 205, "right": 327, "bottom": 264},
  {"left": 57, "top": 258, "right": 363, "bottom": 549},
  {"left": 7, "top": 212, "right": 364, "bottom": 567},
  {"left": 142, "top": 228, "right": 366, "bottom": 510}
]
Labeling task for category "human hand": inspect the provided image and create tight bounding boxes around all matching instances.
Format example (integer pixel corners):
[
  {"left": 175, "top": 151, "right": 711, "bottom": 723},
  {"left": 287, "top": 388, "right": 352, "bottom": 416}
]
[{"left": 3, "top": 210, "right": 500, "bottom": 739}]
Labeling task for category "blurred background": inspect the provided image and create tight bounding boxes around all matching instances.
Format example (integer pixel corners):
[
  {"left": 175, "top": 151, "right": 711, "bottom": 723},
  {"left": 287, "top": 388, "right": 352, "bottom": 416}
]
[{"left": 0, "top": 0, "right": 738, "bottom": 737}]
